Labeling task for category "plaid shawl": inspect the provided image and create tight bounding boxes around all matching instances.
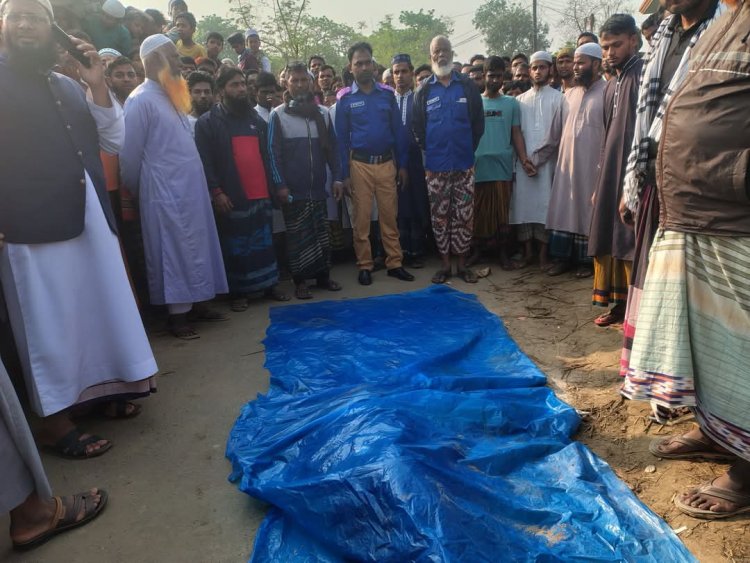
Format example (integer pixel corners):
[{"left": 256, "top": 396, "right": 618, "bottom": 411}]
[{"left": 621, "top": 6, "right": 723, "bottom": 212}]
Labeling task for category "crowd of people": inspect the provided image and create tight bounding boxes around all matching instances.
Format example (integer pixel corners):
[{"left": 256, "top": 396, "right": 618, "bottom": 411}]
[{"left": 0, "top": 0, "right": 748, "bottom": 552}]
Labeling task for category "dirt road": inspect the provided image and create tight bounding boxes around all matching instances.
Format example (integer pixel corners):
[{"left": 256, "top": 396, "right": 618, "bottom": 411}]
[{"left": 1, "top": 261, "right": 746, "bottom": 562}]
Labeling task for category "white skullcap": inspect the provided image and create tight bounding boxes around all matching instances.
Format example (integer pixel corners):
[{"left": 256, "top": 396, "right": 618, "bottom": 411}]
[
  {"left": 530, "top": 51, "right": 553, "bottom": 64},
  {"left": 0, "top": 0, "right": 53, "bottom": 16},
  {"left": 140, "top": 34, "right": 173, "bottom": 59},
  {"left": 575, "top": 42, "right": 603, "bottom": 60},
  {"left": 245, "top": 28, "right": 259, "bottom": 39},
  {"left": 98, "top": 48, "right": 122, "bottom": 58},
  {"left": 102, "top": 0, "right": 126, "bottom": 19}
]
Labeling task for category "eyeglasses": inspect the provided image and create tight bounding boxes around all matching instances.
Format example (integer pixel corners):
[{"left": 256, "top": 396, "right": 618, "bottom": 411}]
[{"left": 4, "top": 12, "right": 51, "bottom": 26}]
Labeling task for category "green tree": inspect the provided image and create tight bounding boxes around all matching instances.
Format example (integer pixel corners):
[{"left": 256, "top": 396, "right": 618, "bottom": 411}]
[
  {"left": 228, "top": 0, "right": 358, "bottom": 72},
  {"left": 367, "top": 10, "right": 454, "bottom": 67},
  {"left": 473, "top": 0, "right": 550, "bottom": 56},
  {"left": 195, "top": 14, "right": 239, "bottom": 61},
  {"left": 556, "top": 0, "right": 635, "bottom": 44}
]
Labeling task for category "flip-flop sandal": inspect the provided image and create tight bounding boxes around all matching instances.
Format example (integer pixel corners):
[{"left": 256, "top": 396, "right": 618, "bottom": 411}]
[
  {"left": 97, "top": 400, "right": 142, "bottom": 420},
  {"left": 295, "top": 284, "right": 313, "bottom": 300},
  {"left": 547, "top": 263, "right": 571, "bottom": 276},
  {"left": 457, "top": 268, "right": 478, "bottom": 283},
  {"left": 511, "top": 257, "right": 533, "bottom": 270},
  {"left": 431, "top": 269, "right": 452, "bottom": 284},
  {"left": 265, "top": 287, "right": 291, "bottom": 302},
  {"left": 499, "top": 259, "right": 515, "bottom": 271},
  {"left": 189, "top": 308, "right": 229, "bottom": 322},
  {"left": 575, "top": 266, "right": 594, "bottom": 279},
  {"left": 44, "top": 428, "right": 113, "bottom": 460},
  {"left": 168, "top": 315, "right": 200, "bottom": 340},
  {"left": 674, "top": 480, "right": 750, "bottom": 520},
  {"left": 649, "top": 435, "right": 737, "bottom": 462},
  {"left": 230, "top": 298, "right": 250, "bottom": 312},
  {"left": 316, "top": 279, "right": 343, "bottom": 292},
  {"left": 13, "top": 489, "right": 109, "bottom": 551},
  {"left": 594, "top": 311, "right": 624, "bottom": 327}
]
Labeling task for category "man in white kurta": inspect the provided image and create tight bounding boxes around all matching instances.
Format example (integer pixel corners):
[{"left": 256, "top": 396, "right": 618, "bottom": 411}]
[
  {"left": 511, "top": 51, "right": 564, "bottom": 270},
  {"left": 0, "top": 0, "right": 156, "bottom": 459},
  {"left": 120, "top": 35, "right": 228, "bottom": 340},
  {"left": 531, "top": 43, "right": 606, "bottom": 278}
]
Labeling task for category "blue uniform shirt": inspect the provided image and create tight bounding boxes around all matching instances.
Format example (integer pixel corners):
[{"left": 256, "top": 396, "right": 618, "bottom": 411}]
[
  {"left": 335, "top": 81, "right": 409, "bottom": 179},
  {"left": 423, "top": 73, "right": 476, "bottom": 172}
]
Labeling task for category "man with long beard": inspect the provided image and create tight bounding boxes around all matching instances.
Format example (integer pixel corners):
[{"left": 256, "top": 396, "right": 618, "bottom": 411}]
[
  {"left": 413, "top": 35, "right": 484, "bottom": 284},
  {"left": 0, "top": 0, "right": 156, "bottom": 459},
  {"left": 120, "top": 35, "right": 228, "bottom": 339},
  {"left": 587, "top": 15, "right": 643, "bottom": 327},
  {"left": 532, "top": 43, "right": 606, "bottom": 279},
  {"left": 195, "top": 67, "right": 288, "bottom": 310}
]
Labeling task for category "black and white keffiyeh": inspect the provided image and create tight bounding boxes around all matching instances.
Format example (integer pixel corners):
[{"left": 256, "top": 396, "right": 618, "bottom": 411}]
[{"left": 621, "top": 6, "right": 723, "bottom": 212}]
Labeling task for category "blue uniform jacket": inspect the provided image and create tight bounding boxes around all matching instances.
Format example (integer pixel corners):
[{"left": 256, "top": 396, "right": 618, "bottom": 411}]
[{"left": 335, "top": 81, "right": 409, "bottom": 179}]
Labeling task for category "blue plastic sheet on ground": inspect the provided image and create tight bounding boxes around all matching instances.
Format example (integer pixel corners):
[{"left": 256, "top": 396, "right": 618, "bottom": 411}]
[{"left": 227, "top": 286, "right": 695, "bottom": 562}]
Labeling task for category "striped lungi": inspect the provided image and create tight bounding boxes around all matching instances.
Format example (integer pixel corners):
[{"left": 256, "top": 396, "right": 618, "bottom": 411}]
[
  {"left": 473, "top": 180, "right": 511, "bottom": 241},
  {"left": 622, "top": 230, "right": 750, "bottom": 460},
  {"left": 282, "top": 199, "right": 331, "bottom": 281}
]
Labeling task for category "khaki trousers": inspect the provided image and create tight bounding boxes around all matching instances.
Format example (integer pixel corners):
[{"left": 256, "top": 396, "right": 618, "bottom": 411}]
[{"left": 350, "top": 159, "right": 403, "bottom": 271}]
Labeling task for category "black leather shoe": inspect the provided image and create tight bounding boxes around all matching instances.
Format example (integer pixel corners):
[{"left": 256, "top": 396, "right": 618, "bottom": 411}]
[
  {"left": 387, "top": 267, "right": 415, "bottom": 281},
  {"left": 358, "top": 270, "right": 373, "bottom": 286}
]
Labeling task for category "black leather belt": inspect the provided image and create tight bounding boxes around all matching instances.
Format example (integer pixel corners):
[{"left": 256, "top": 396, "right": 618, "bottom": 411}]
[{"left": 351, "top": 150, "right": 393, "bottom": 164}]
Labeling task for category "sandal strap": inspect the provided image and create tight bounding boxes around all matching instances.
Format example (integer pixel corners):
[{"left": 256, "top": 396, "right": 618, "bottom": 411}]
[
  {"left": 55, "top": 428, "right": 87, "bottom": 457},
  {"left": 696, "top": 482, "right": 750, "bottom": 505}
]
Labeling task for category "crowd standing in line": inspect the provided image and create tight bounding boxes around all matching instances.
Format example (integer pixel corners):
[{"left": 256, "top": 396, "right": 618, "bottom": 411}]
[{"left": 0, "top": 0, "right": 748, "bottom": 551}]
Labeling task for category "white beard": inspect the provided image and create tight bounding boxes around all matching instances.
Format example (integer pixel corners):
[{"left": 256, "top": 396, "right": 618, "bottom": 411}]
[{"left": 432, "top": 62, "right": 452, "bottom": 78}]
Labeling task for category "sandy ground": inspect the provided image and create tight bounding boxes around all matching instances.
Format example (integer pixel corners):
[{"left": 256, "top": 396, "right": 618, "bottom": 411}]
[{"left": 1, "top": 260, "right": 747, "bottom": 562}]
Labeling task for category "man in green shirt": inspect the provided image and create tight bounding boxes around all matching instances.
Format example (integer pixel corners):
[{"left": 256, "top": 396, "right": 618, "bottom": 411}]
[
  {"left": 470, "top": 55, "right": 535, "bottom": 270},
  {"left": 83, "top": 0, "right": 132, "bottom": 55}
]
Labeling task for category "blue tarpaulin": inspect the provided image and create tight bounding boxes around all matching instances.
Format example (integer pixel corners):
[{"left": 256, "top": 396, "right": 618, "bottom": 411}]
[{"left": 227, "top": 286, "right": 695, "bottom": 562}]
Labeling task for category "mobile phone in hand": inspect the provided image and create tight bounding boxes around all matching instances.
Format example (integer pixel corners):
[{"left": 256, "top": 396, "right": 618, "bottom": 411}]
[{"left": 51, "top": 23, "right": 91, "bottom": 68}]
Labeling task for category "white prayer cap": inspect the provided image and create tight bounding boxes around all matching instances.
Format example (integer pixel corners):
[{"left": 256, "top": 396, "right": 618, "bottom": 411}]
[
  {"left": 98, "top": 48, "right": 122, "bottom": 58},
  {"left": 140, "top": 34, "right": 173, "bottom": 59},
  {"left": 245, "top": 28, "right": 259, "bottom": 39},
  {"left": 575, "top": 42, "right": 603, "bottom": 60},
  {"left": 102, "top": 0, "right": 126, "bottom": 19},
  {"left": 0, "top": 0, "right": 53, "bottom": 17},
  {"left": 530, "top": 51, "right": 553, "bottom": 64}
]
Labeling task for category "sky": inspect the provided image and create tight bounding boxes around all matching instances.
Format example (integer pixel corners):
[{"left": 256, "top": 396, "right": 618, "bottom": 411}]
[{"left": 126, "top": 0, "right": 606, "bottom": 60}]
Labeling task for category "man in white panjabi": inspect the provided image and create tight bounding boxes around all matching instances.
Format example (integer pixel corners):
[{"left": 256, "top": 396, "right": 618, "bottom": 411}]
[
  {"left": 0, "top": 0, "right": 157, "bottom": 460},
  {"left": 510, "top": 51, "right": 564, "bottom": 270}
]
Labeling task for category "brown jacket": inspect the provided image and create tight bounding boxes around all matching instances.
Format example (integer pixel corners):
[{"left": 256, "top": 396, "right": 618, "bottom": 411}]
[{"left": 657, "top": 2, "right": 750, "bottom": 235}]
